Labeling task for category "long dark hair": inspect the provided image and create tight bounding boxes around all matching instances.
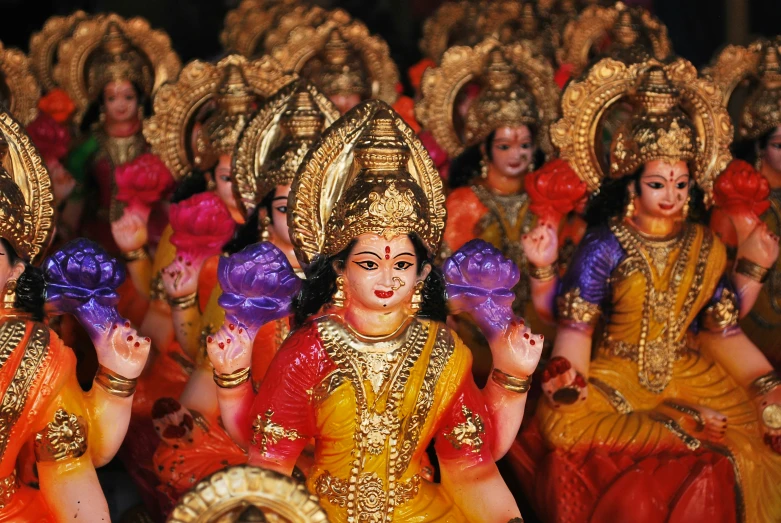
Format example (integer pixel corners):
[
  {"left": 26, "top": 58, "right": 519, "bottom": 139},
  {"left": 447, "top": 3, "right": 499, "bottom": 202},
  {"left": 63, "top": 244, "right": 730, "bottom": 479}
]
[
  {"left": 79, "top": 80, "right": 152, "bottom": 135},
  {"left": 292, "top": 234, "right": 447, "bottom": 326},
  {"left": 733, "top": 127, "right": 775, "bottom": 167},
  {"left": 0, "top": 239, "right": 45, "bottom": 321},
  {"left": 584, "top": 163, "right": 708, "bottom": 227},
  {"left": 448, "top": 127, "right": 545, "bottom": 189}
]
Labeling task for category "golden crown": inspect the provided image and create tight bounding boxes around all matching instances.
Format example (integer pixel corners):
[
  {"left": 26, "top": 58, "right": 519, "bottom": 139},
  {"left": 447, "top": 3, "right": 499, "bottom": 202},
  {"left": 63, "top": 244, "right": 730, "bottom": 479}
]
[
  {"left": 740, "top": 41, "right": 781, "bottom": 141},
  {"left": 87, "top": 22, "right": 153, "bottom": 101}
]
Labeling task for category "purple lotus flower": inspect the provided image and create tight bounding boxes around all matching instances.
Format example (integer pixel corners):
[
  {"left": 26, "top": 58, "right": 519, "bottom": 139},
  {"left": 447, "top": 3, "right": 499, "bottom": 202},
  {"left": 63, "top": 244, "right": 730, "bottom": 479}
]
[
  {"left": 43, "top": 238, "right": 126, "bottom": 340},
  {"left": 443, "top": 239, "right": 520, "bottom": 339},
  {"left": 217, "top": 242, "right": 302, "bottom": 337}
]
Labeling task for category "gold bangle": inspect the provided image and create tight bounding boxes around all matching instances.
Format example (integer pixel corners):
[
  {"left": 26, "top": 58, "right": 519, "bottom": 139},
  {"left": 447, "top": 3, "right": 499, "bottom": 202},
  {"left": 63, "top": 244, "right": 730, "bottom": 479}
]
[
  {"left": 491, "top": 368, "right": 532, "bottom": 394},
  {"left": 529, "top": 262, "right": 557, "bottom": 281},
  {"left": 167, "top": 292, "right": 198, "bottom": 310},
  {"left": 736, "top": 257, "right": 771, "bottom": 283},
  {"left": 214, "top": 367, "right": 251, "bottom": 389},
  {"left": 120, "top": 247, "right": 149, "bottom": 263},
  {"left": 94, "top": 364, "right": 137, "bottom": 398},
  {"left": 751, "top": 371, "right": 781, "bottom": 398}
]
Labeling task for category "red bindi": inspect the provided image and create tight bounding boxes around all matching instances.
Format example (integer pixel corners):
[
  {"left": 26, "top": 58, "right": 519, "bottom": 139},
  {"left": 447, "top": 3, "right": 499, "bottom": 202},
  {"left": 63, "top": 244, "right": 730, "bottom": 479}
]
[{"left": 385, "top": 246, "right": 391, "bottom": 260}]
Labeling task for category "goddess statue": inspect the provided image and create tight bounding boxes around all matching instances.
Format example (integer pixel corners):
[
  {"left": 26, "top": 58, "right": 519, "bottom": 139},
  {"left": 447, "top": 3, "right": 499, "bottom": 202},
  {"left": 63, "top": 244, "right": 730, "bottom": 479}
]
[
  {"left": 207, "top": 100, "right": 543, "bottom": 522},
  {"left": 269, "top": 9, "right": 399, "bottom": 114},
  {"left": 512, "top": 58, "right": 781, "bottom": 522},
  {"left": 416, "top": 38, "right": 573, "bottom": 377},
  {"left": 0, "top": 109, "right": 150, "bottom": 521},
  {"left": 707, "top": 37, "right": 781, "bottom": 369}
]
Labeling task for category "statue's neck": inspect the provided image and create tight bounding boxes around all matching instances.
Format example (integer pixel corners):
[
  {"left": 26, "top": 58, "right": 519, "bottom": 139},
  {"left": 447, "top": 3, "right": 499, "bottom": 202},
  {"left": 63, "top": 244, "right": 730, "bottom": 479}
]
[
  {"left": 628, "top": 213, "right": 682, "bottom": 239},
  {"left": 343, "top": 305, "right": 410, "bottom": 338},
  {"left": 484, "top": 164, "right": 524, "bottom": 195}
]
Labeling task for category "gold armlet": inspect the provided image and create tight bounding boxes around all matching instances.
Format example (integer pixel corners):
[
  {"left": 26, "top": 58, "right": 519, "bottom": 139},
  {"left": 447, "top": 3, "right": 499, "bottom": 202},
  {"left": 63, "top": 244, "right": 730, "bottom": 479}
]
[
  {"left": 736, "top": 258, "right": 771, "bottom": 283},
  {"left": 214, "top": 367, "right": 251, "bottom": 389},
  {"left": 751, "top": 371, "right": 781, "bottom": 398},
  {"left": 492, "top": 368, "right": 532, "bottom": 394},
  {"left": 120, "top": 247, "right": 149, "bottom": 263},
  {"left": 34, "top": 408, "right": 88, "bottom": 462},
  {"left": 94, "top": 364, "right": 137, "bottom": 398},
  {"left": 167, "top": 292, "right": 199, "bottom": 310},
  {"left": 529, "top": 262, "right": 557, "bottom": 282}
]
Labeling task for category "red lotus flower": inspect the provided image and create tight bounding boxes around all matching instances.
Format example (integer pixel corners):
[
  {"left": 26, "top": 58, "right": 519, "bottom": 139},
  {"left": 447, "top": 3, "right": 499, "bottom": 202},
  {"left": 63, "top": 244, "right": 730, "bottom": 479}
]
[
  {"left": 169, "top": 192, "right": 236, "bottom": 262},
  {"left": 26, "top": 111, "right": 70, "bottom": 161},
  {"left": 554, "top": 64, "right": 574, "bottom": 90},
  {"left": 38, "top": 88, "right": 76, "bottom": 125},
  {"left": 710, "top": 160, "right": 771, "bottom": 247},
  {"left": 114, "top": 153, "right": 175, "bottom": 214},
  {"left": 527, "top": 159, "right": 588, "bottom": 225}
]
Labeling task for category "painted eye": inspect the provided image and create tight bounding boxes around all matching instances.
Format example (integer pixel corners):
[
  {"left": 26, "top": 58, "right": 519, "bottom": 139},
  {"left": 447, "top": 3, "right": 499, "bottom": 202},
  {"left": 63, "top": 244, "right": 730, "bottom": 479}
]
[
  {"left": 496, "top": 144, "right": 510, "bottom": 151},
  {"left": 646, "top": 182, "right": 664, "bottom": 189},
  {"left": 220, "top": 175, "right": 231, "bottom": 183},
  {"left": 676, "top": 182, "right": 688, "bottom": 189},
  {"left": 355, "top": 260, "right": 378, "bottom": 270},
  {"left": 521, "top": 143, "right": 533, "bottom": 150},
  {"left": 394, "top": 261, "right": 413, "bottom": 271},
  {"left": 275, "top": 206, "right": 287, "bottom": 214}
]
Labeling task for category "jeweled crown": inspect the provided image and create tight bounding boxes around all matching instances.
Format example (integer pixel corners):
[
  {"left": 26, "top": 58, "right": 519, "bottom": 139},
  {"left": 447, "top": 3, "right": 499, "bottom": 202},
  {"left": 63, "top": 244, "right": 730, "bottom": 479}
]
[
  {"left": 740, "top": 41, "right": 781, "bottom": 140},
  {"left": 87, "top": 22, "right": 152, "bottom": 101}
]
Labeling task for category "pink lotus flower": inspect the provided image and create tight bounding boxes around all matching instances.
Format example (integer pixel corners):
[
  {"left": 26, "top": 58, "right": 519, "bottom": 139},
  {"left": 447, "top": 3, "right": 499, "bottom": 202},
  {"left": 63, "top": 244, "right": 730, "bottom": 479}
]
[
  {"left": 27, "top": 111, "right": 70, "bottom": 161},
  {"left": 114, "top": 153, "right": 175, "bottom": 216},
  {"left": 169, "top": 192, "right": 236, "bottom": 263}
]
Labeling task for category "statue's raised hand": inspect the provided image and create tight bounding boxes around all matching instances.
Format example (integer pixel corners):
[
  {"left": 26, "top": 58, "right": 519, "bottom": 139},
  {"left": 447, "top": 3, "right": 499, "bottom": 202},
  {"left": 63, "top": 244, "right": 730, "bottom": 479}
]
[
  {"left": 111, "top": 208, "right": 149, "bottom": 254},
  {"left": 206, "top": 322, "right": 253, "bottom": 376},
  {"left": 738, "top": 222, "right": 779, "bottom": 270},
  {"left": 162, "top": 255, "right": 200, "bottom": 299},
  {"left": 522, "top": 224, "right": 558, "bottom": 269},
  {"left": 217, "top": 242, "right": 302, "bottom": 341}
]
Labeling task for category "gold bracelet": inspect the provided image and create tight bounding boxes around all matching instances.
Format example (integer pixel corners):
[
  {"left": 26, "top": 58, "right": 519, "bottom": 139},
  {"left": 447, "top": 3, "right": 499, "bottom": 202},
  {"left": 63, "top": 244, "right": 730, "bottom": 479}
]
[
  {"left": 120, "top": 247, "right": 148, "bottom": 263},
  {"left": 736, "top": 257, "right": 771, "bottom": 283},
  {"left": 529, "top": 262, "right": 557, "bottom": 281},
  {"left": 94, "top": 364, "right": 137, "bottom": 397},
  {"left": 214, "top": 367, "right": 251, "bottom": 389},
  {"left": 491, "top": 368, "right": 532, "bottom": 394},
  {"left": 167, "top": 292, "right": 198, "bottom": 310},
  {"left": 751, "top": 371, "right": 781, "bottom": 398}
]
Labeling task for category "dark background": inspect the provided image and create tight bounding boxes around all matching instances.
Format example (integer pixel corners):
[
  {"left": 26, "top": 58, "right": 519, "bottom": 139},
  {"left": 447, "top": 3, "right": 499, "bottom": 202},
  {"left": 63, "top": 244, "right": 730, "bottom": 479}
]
[{"left": 1, "top": 0, "right": 780, "bottom": 92}]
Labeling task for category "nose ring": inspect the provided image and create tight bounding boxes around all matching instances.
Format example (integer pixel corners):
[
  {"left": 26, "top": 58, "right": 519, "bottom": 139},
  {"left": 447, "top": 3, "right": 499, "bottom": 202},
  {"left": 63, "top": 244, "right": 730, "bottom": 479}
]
[{"left": 391, "top": 277, "right": 405, "bottom": 291}]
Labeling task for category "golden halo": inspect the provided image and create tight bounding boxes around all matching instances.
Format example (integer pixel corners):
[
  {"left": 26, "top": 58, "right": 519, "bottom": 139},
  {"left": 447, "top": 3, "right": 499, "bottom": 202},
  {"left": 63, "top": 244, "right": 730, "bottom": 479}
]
[
  {"left": 143, "top": 54, "right": 296, "bottom": 181},
  {"left": 53, "top": 13, "right": 181, "bottom": 124},
  {"left": 269, "top": 9, "right": 399, "bottom": 105},
  {"left": 0, "top": 110, "right": 54, "bottom": 263},
  {"left": 289, "top": 100, "right": 446, "bottom": 265},
  {"left": 415, "top": 37, "right": 560, "bottom": 158},
  {"left": 552, "top": 57, "right": 733, "bottom": 205},
  {"left": 167, "top": 465, "right": 328, "bottom": 523},
  {"left": 232, "top": 79, "right": 340, "bottom": 218},
  {"left": 28, "top": 11, "right": 89, "bottom": 91},
  {"left": 0, "top": 43, "right": 41, "bottom": 126},
  {"left": 220, "top": 0, "right": 299, "bottom": 57},
  {"left": 263, "top": 5, "right": 332, "bottom": 53}
]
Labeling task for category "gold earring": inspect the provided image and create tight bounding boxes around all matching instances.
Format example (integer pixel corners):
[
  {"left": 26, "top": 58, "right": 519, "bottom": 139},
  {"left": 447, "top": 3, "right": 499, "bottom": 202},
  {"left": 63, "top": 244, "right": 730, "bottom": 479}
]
[
  {"left": 756, "top": 157, "right": 763, "bottom": 172},
  {"left": 333, "top": 276, "right": 346, "bottom": 308},
  {"left": 2, "top": 279, "right": 17, "bottom": 310},
  {"left": 137, "top": 105, "right": 143, "bottom": 122},
  {"left": 206, "top": 179, "right": 217, "bottom": 191},
  {"left": 624, "top": 195, "right": 636, "bottom": 218},
  {"left": 410, "top": 281, "right": 424, "bottom": 311},
  {"left": 260, "top": 216, "right": 271, "bottom": 242},
  {"left": 480, "top": 156, "right": 488, "bottom": 179},
  {"left": 682, "top": 196, "right": 690, "bottom": 219},
  {"left": 99, "top": 107, "right": 106, "bottom": 125}
]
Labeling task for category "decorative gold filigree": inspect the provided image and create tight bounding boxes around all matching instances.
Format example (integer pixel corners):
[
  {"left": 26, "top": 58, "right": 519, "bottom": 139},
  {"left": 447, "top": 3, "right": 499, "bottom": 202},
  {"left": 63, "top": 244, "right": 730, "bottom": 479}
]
[
  {"left": 28, "top": 11, "right": 89, "bottom": 91},
  {"left": 552, "top": 58, "right": 733, "bottom": 205},
  {"left": 251, "top": 408, "right": 304, "bottom": 454},
  {"left": 34, "top": 408, "right": 87, "bottom": 462},
  {"left": 416, "top": 37, "right": 560, "bottom": 158},
  {"left": 0, "top": 471, "right": 19, "bottom": 509},
  {"left": 143, "top": 54, "right": 295, "bottom": 180},
  {"left": 0, "top": 111, "right": 54, "bottom": 263},
  {"left": 0, "top": 322, "right": 48, "bottom": 461},
  {"left": 289, "top": 100, "right": 446, "bottom": 265},
  {"left": 0, "top": 43, "right": 41, "bottom": 126},
  {"left": 701, "top": 288, "right": 739, "bottom": 332},
  {"left": 263, "top": 5, "right": 331, "bottom": 52},
  {"left": 53, "top": 13, "right": 181, "bottom": 124},
  {"left": 559, "top": 2, "right": 672, "bottom": 76},
  {"left": 269, "top": 9, "right": 399, "bottom": 104},
  {"left": 220, "top": 0, "right": 299, "bottom": 57},
  {"left": 168, "top": 465, "right": 329, "bottom": 523},
  {"left": 315, "top": 471, "right": 421, "bottom": 513},
  {"left": 556, "top": 288, "right": 601, "bottom": 325},
  {"left": 232, "top": 79, "right": 339, "bottom": 218},
  {"left": 444, "top": 405, "right": 486, "bottom": 452},
  {"left": 588, "top": 377, "right": 633, "bottom": 414}
]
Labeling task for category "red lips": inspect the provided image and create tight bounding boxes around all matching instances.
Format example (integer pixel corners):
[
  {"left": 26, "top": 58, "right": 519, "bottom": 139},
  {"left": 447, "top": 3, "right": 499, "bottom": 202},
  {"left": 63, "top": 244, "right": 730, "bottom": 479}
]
[
  {"left": 374, "top": 290, "right": 394, "bottom": 299},
  {"left": 659, "top": 203, "right": 675, "bottom": 210}
]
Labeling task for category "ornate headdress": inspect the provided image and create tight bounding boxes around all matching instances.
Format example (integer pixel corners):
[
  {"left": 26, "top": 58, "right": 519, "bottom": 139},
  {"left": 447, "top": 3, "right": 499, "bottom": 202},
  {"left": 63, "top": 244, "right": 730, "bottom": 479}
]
[
  {"left": 232, "top": 79, "right": 340, "bottom": 218},
  {"left": 558, "top": 2, "right": 672, "bottom": 76},
  {"left": 220, "top": 0, "right": 299, "bottom": 58},
  {"left": 29, "top": 11, "right": 88, "bottom": 91},
  {"left": 53, "top": 13, "right": 181, "bottom": 124},
  {"left": 416, "top": 38, "right": 560, "bottom": 157},
  {"left": 289, "top": 101, "right": 446, "bottom": 265},
  {"left": 270, "top": 9, "right": 399, "bottom": 105},
  {"left": 552, "top": 58, "right": 733, "bottom": 205},
  {"left": 143, "top": 54, "right": 295, "bottom": 180},
  {"left": 0, "top": 42, "right": 41, "bottom": 125},
  {"left": 707, "top": 37, "right": 781, "bottom": 142},
  {"left": 0, "top": 110, "right": 54, "bottom": 263}
]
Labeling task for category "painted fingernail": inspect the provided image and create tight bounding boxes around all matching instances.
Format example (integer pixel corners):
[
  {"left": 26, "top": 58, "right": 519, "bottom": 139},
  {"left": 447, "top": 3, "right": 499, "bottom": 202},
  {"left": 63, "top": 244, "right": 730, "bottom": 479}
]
[
  {"left": 218, "top": 342, "right": 224, "bottom": 349},
  {"left": 238, "top": 328, "right": 243, "bottom": 334},
  {"left": 229, "top": 324, "right": 235, "bottom": 330},
  {"left": 226, "top": 338, "right": 231, "bottom": 344},
  {"left": 207, "top": 336, "right": 213, "bottom": 343},
  {"left": 125, "top": 321, "right": 130, "bottom": 328},
  {"left": 145, "top": 337, "right": 150, "bottom": 343},
  {"left": 134, "top": 342, "right": 140, "bottom": 347},
  {"left": 112, "top": 324, "right": 118, "bottom": 330},
  {"left": 530, "top": 340, "right": 536, "bottom": 345},
  {"left": 524, "top": 333, "right": 529, "bottom": 339},
  {"left": 127, "top": 335, "right": 133, "bottom": 341},
  {"left": 185, "top": 261, "right": 191, "bottom": 266}
]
